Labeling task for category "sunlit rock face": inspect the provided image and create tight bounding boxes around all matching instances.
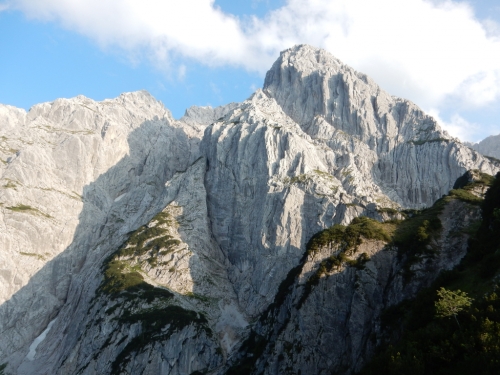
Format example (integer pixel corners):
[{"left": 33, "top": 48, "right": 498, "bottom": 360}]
[
  {"left": 264, "top": 45, "right": 496, "bottom": 208},
  {"left": 467, "top": 133, "right": 500, "bottom": 159},
  {"left": 0, "top": 45, "right": 498, "bottom": 375}
]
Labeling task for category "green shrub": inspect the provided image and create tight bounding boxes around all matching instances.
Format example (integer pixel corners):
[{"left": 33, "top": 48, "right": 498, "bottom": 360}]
[
  {"left": 307, "top": 216, "right": 392, "bottom": 256},
  {"left": 377, "top": 207, "right": 399, "bottom": 215}
]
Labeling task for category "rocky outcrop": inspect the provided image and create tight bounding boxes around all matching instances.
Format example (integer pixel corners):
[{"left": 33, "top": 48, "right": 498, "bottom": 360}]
[
  {"left": 0, "top": 45, "right": 498, "bottom": 375},
  {"left": 467, "top": 133, "right": 500, "bottom": 160}
]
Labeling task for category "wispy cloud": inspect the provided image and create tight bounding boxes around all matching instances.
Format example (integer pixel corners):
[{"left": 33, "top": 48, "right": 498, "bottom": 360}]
[
  {"left": 5, "top": 0, "right": 500, "bottom": 139},
  {"left": 0, "top": 2, "right": 9, "bottom": 11}
]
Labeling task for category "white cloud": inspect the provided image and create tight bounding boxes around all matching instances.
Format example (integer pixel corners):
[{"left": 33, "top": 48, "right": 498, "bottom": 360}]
[
  {"left": 0, "top": 2, "right": 9, "bottom": 11},
  {"left": 428, "top": 109, "right": 498, "bottom": 143},
  {"left": 251, "top": 0, "right": 500, "bottom": 110},
  {"left": 6, "top": 0, "right": 500, "bottom": 138}
]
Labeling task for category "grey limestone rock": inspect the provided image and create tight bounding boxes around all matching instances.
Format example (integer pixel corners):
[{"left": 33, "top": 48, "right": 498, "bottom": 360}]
[
  {"left": 180, "top": 103, "right": 239, "bottom": 127},
  {"left": 467, "top": 133, "right": 500, "bottom": 159},
  {"left": 0, "top": 45, "right": 498, "bottom": 375},
  {"left": 264, "top": 44, "right": 497, "bottom": 208}
]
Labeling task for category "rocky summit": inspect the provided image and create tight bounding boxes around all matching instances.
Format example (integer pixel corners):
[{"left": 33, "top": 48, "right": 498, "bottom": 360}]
[{"left": 0, "top": 45, "right": 499, "bottom": 375}]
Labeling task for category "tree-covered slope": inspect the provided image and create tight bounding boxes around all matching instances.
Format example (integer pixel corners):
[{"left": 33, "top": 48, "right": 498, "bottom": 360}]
[{"left": 360, "top": 172, "right": 500, "bottom": 375}]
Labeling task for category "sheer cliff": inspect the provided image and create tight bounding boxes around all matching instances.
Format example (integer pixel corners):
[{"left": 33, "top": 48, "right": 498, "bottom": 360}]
[{"left": 0, "top": 45, "right": 498, "bottom": 375}]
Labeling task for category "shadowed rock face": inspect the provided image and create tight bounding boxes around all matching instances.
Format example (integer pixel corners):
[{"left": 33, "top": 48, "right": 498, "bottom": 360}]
[
  {"left": 0, "top": 91, "right": 206, "bottom": 371},
  {"left": 0, "top": 45, "right": 498, "bottom": 375}
]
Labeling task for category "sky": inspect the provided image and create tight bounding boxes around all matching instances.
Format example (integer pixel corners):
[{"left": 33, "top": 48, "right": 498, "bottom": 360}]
[{"left": 0, "top": 0, "right": 499, "bottom": 142}]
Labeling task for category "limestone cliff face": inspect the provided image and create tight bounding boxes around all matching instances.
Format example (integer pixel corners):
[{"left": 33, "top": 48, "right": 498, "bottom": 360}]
[
  {"left": 264, "top": 45, "right": 496, "bottom": 208},
  {"left": 0, "top": 45, "right": 498, "bottom": 375},
  {"left": 467, "top": 134, "right": 500, "bottom": 159},
  {"left": 0, "top": 91, "right": 208, "bottom": 371}
]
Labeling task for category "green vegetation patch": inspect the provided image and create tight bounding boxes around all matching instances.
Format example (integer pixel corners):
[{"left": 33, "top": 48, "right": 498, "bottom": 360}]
[
  {"left": 283, "top": 173, "right": 312, "bottom": 185},
  {"left": 99, "top": 210, "right": 179, "bottom": 301},
  {"left": 6, "top": 204, "right": 52, "bottom": 218},
  {"left": 300, "top": 217, "right": 393, "bottom": 305},
  {"left": 377, "top": 207, "right": 399, "bottom": 215},
  {"left": 313, "top": 169, "right": 334, "bottom": 179},
  {"left": 362, "top": 289, "right": 500, "bottom": 375},
  {"left": 453, "top": 170, "right": 494, "bottom": 192},
  {"left": 119, "top": 211, "right": 180, "bottom": 259},
  {"left": 448, "top": 188, "right": 483, "bottom": 204},
  {"left": 40, "top": 187, "right": 82, "bottom": 201},
  {"left": 2, "top": 181, "right": 16, "bottom": 189},
  {"left": 391, "top": 204, "right": 446, "bottom": 281},
  {"left": 307, "top": 216, "right": 392, "bottom": 256},
  {"left": 19, "top": 252, "right": 45, "bottom": 261},
  {"left": 101, "top": 260, "right": 145, "bottom": 294},
  {"left": 409, "top": 138, "right": 449, "bottom": 146},
  {"left": 99, "top": 268, "right": 172, "bottom": 302}
]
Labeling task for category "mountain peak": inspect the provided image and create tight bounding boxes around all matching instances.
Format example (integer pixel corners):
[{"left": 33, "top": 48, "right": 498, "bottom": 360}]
[
  {"left": 265, "top": 45, "right": 441, "bottom": 145},
  {"left": 273, "top": 44, "right": 346, "bottom": 73}
]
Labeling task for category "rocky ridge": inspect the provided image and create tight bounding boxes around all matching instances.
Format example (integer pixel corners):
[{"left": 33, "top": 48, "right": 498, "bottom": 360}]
[
  {"left": 466, "top": 133, "right": 500, "bottom": 160},
  {"left": 0, "top": 45, "right": 498, "bottom": 374}
]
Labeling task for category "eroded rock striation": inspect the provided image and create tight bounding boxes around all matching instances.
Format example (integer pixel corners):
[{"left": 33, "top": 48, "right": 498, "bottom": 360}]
[{"left": 0, "top": 45, "right": 498, "bottom": 375}]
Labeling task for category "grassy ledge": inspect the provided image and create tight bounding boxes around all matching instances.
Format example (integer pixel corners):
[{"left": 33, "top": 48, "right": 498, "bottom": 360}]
[{"left": 5, "top": 204, "right": 52, "bottom": 218}]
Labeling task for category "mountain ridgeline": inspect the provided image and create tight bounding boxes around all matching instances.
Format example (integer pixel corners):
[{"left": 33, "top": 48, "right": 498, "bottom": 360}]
[{"left": 0, "top": 45, "right": 499, "bottom": 375}]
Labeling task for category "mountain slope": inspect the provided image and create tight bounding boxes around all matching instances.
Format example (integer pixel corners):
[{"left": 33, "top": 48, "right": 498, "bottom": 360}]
[
  {"left": 361, "top": 171, "right": 500, "bottom": 375},
  {"left": 0, "top": 45, "right": 498, "bottom": 375}
]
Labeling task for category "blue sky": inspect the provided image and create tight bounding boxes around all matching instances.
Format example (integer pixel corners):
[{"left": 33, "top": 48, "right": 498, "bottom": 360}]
[
  {"left": 0, "top": 3, "right": 270, "bottom": 117},
  {"left": 0, "top": 0, "right": 499, "bottom": 142}
]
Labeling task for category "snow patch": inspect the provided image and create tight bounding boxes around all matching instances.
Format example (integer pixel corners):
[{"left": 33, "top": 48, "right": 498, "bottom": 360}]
[{"left": 26, "top": 319, "right": 56, "bottom": 361}]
